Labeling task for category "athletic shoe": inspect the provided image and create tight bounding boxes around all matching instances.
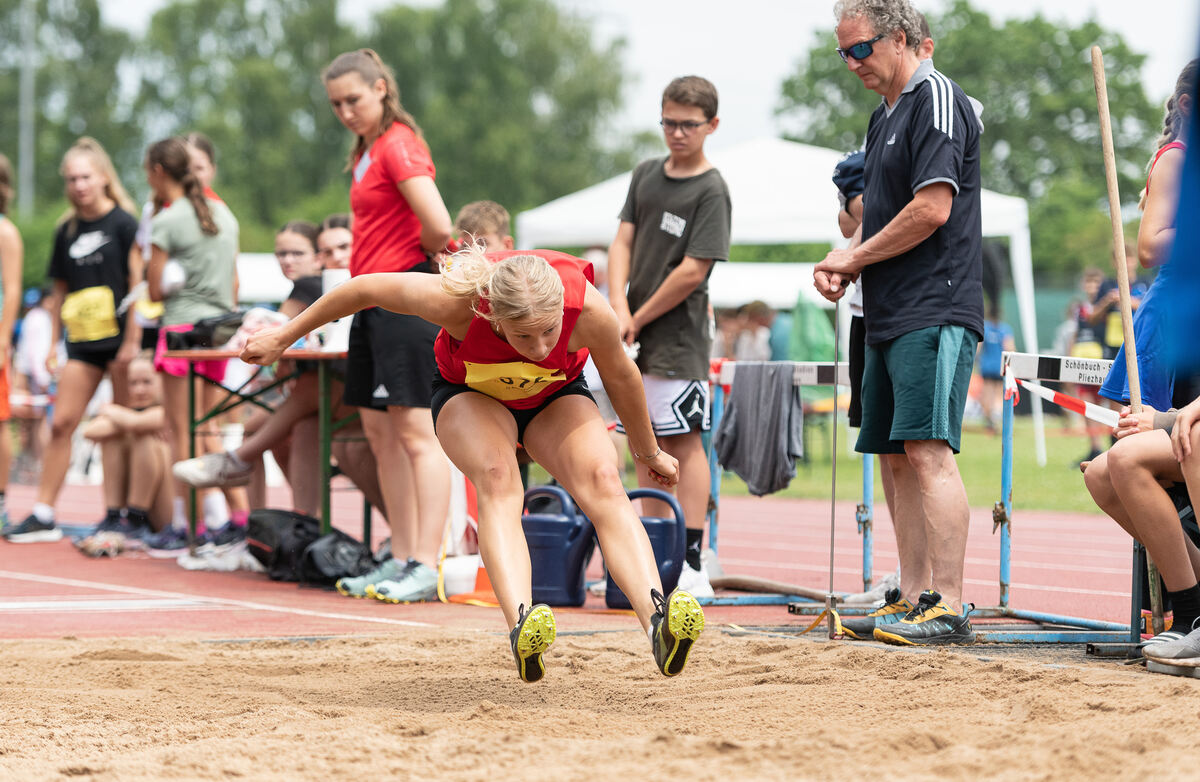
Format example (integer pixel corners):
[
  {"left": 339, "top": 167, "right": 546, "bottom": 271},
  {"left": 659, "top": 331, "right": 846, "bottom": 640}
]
[
  {"left": 839, "top": 588, "right": 914, "bottom": 640},
  {"left": 873, "top": 590, "right": 975, "bottom": 646},
  {"left": 677, "top": 560, "right": 715, "bottom": 599},
  {"left": 650, "top": 588, "right": 705, "bottom": 676},
  {"left": 2, "top": 514, "right": 63, "bottom": 543},
  {"left": 509, "top": 603, "right": 556, "bottom": 683},
  {"left": 368, "top": 559, "right": 439, "bottom": 603},
  {"left": 172, "top": 452, "right": 252, "bottom": 488},
  {"left": 144, "top": 525, "right": 195, "bottom": 558},
  {"left": 203, "top": 521, "right": 247, "bottom": 550},
  {"left": 1144, "top": 625, "right": 1200, "bottom": 666},
  {"left": 335, "top": 556, "right": 408, "bottom": 599}
]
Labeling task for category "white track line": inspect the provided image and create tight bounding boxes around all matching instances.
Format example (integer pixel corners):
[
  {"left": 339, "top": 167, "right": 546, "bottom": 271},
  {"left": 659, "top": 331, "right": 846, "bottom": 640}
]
[{"left": 0, "top": 569, "right": 433, "bottom": 628}]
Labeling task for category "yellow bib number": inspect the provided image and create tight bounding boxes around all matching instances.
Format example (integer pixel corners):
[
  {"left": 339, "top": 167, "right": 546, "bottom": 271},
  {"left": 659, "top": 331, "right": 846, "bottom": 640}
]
[
  {"left": 463, "top": 360, "right": 565, "bottom": 401},
  {"left": 1105, "top": 311, "right": 1125, "bottom": 349},
  {"left": 61, "top": 286, "right": 119, "bottom": 343}
]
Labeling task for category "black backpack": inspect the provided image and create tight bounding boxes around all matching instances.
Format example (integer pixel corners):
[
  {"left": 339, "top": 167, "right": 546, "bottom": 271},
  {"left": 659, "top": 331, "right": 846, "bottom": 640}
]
[
  {"left": 300, "top": 531, "right": 376, "bottom": 587},
  {"left": 247, "top": 509, "right": 321, "bottom": 582}
]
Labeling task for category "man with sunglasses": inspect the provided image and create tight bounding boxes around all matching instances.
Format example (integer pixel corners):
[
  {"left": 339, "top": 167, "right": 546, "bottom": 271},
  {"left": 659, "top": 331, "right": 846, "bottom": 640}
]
[
  {"left": 815, "top": 0, "right": 983, "bottom": 646},
  {"left": 608, "top": 75, "right": 731, "bottom": 598}
]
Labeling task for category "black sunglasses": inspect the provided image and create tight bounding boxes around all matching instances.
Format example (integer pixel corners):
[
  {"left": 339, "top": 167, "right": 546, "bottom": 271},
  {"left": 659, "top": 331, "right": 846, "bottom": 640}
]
[{"left": 836, "top": 33, "right": 886, "bottom": 62}]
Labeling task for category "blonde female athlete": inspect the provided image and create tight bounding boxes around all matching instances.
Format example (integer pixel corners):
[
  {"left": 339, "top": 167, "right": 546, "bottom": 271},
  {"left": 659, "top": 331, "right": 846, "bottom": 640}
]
[{"left": 242, "top": 247, "right": 705, "bottom": 682}]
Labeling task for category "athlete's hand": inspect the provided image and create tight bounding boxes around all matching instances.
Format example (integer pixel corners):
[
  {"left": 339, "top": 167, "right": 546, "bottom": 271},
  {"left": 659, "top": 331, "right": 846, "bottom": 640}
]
[
  {"left": 1172, "top": 397, "right": 1200, "bottom": 462},
  {"left": 1114, "top": 405, "right": 1157, "bottom": 439},
  {"left": 613, "top": 302, "right": 637, "bottom": 345},
  {"left": 643, "top": 449, "right": 679, "bottom": 488},
  {"left": 241, "top": 326, "right": 289, "bottom": 366}
]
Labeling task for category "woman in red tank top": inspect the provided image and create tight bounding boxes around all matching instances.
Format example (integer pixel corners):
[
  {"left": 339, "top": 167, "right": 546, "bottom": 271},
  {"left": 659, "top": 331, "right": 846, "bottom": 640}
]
[{"left": 242, "top": 247, "right": 706, "bottom": 683}]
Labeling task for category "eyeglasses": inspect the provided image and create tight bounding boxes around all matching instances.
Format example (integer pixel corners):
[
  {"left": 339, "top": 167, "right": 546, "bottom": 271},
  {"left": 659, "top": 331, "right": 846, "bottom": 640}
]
[
  {"left": 836, "top": 33, "right": 886, "bottom": 62},
  {"left": 660, "top": 118, "right": 709, "bottom": 135},
  {"left": 274, "top": 249, "right": 311, "bottom": 259}
]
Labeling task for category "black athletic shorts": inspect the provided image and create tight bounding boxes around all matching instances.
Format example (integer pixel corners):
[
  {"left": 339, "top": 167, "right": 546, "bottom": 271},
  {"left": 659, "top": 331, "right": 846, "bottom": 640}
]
[
  {"left": 342, "top": 264, "right": 441, "bottom": 409},
  {"left": 66, "top": 339, "right": 122, "bottom": 370},
  {"left": 848, "top": 315, "right": 866, "bottom": 429},
  {"left": 430, "top": 371, "right": 595, "bottom": 445}
]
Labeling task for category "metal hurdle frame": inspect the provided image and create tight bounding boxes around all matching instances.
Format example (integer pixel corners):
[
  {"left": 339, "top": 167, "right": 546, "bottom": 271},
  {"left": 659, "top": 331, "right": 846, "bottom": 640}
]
[
  {"left": 708, "top": 357, "right": 1133, "bottom": 642},
  {"left": 702, "top": 360, "right": 853, "bottom": 607}
]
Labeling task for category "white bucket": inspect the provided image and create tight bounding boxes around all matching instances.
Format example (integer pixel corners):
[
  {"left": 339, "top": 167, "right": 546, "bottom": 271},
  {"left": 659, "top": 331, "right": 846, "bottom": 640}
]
[
  {"left": 320, "top": 269, "right": 352, "bottom": 352},
  {"left": 441, "top": 554, "right": 482, "bottom": 596}
]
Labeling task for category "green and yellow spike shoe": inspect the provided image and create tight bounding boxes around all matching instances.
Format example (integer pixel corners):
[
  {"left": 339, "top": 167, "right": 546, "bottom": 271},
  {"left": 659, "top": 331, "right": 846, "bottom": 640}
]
[
  {"left": 510, "top": 603, "right": 556, "bottom": 683},
  {"left": 650, "top": 588, "right": 705, "bottom": 676}
]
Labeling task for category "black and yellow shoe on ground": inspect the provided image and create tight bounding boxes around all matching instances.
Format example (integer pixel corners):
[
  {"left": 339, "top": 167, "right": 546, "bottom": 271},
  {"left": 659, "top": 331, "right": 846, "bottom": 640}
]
[
  {"left": 839, "top": 587, "right": 913, "bottom": 640},
  {"left": 651, "top": 588, "right": 705, "bottom": 676},
  {"left": 510, "top": 603, "right": 556, "bottom": 683},
  {"left": 873, "top": 590, "right": 975, "bottom": 646}
]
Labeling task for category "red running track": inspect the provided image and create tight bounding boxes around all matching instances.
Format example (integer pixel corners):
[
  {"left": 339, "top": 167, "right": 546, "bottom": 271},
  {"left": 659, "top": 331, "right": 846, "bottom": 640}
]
[{"left": 0, "top": 479, "right": 1130, "bottom": 640}]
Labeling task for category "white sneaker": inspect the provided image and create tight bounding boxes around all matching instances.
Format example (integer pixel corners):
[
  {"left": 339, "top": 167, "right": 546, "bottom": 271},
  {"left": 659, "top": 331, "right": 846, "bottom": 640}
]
[
  {"left": 172, "top": 452, "right": 252, "bottom": 488},
  {"left": 676, "top": 561, "right": 715, "bottom": 599}
]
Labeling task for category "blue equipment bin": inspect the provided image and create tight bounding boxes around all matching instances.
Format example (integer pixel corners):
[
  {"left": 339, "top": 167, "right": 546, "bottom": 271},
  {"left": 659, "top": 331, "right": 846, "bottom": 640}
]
[
  {"left": 521, "top": 485, "right": 596, "bottom": 607},
  {"left": 605, "top": 488, "right": 686, "bottom": 610}
]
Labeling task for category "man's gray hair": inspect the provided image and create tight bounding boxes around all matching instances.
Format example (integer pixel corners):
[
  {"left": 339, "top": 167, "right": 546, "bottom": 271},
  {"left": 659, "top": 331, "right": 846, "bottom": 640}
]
[{"left": 834, "top": 0, "right": 924, "bottom": 52}]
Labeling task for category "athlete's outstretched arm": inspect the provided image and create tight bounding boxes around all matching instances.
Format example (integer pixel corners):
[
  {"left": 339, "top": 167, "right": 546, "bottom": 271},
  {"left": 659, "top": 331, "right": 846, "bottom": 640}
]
[
  {"left": 242, "top": 272, "right": 455, "bottom": 366},
  {"left": 574, "top": 286, "right": 678, "bottom": 486}
]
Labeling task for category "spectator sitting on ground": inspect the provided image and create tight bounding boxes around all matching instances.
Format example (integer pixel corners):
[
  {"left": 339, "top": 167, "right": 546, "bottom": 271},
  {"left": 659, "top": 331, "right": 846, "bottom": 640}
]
[
  {"left": 172, "top": 217, "right": 388, "bottom": 520},
  {"left": 79, "top": 351, "right": 173, "bottom": 537}
]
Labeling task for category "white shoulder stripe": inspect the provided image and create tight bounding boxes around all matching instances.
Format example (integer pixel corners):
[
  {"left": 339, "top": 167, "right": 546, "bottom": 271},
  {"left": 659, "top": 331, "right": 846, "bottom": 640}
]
[{"left": 928, "top": 71, "right": 955, "bottom": 139}]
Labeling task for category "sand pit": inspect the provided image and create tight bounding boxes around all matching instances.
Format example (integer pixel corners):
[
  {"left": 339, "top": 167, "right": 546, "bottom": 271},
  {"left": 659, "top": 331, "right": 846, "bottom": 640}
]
[{"left": 3, "top": 629, "right": 1200, "bottom": 781}]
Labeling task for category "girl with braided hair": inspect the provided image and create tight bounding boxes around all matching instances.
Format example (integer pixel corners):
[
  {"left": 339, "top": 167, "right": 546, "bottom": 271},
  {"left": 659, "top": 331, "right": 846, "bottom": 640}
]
[{"left": 141, "top": 136, "right": 246, "bottom": 550}]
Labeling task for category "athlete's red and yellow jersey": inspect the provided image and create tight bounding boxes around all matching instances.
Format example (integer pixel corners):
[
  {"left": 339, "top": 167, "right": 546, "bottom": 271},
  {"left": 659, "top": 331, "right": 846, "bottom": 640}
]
[{"left": 435, "top": 250, "right": 593, "bottom": 409}]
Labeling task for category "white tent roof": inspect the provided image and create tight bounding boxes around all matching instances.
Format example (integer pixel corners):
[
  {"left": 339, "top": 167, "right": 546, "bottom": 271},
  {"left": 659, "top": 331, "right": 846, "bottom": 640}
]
[
  {"left": 516, "top": 136, "right": 1030, "bottom": 248},
  {"left": 516, "top": 136, "right": 1047, "bottom": 463}
]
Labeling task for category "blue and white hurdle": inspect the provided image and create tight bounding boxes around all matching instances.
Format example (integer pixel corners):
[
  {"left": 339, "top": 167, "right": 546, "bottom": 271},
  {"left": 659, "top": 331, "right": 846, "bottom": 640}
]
[{"left": 706, "top": 355, "right": 1134, "bottom": 643}]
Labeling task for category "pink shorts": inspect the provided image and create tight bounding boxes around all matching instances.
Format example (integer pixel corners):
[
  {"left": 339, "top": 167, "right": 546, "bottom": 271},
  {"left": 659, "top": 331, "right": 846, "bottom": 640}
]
[{"left": 154, "top": 323, "right": 228, "bottom": 383}]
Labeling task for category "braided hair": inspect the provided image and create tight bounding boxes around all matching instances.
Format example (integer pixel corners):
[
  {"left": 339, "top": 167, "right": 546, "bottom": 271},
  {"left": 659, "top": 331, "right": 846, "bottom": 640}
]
[{"left": 146, "top": 137, "right": 218, "bottom": 236}]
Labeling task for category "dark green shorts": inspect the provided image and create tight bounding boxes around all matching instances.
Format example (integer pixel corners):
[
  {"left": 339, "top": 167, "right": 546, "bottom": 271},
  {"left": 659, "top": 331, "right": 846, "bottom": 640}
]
[{"left": 855, "top": 325, "right": 979, "bottom": 455}]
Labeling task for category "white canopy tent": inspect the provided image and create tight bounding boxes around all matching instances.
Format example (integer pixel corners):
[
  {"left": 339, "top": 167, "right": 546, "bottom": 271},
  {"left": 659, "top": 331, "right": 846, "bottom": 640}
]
[{"left": 517, "top": 136, "right": 1047, "bottom": 464}]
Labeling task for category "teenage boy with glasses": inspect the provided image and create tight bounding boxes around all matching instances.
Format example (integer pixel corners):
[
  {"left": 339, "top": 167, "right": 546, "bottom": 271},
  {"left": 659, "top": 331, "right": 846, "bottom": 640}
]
[{"left": 608, "top": 75, "right": 731, "bottom": 598}]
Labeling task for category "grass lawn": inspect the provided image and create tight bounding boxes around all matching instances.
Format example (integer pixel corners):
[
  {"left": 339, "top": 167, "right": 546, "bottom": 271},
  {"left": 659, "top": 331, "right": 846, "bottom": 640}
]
[{"left": 717, "top": 414, "right": 1106, "bottom": 514}]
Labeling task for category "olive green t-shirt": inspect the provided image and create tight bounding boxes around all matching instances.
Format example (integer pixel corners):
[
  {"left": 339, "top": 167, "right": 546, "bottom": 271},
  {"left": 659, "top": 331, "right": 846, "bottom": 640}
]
[
  {"left": 619, "top": 157, "right": 731, "bottom": 380},
  {"left": 151, "top": 198, "right": 238, "bottom": 326}
]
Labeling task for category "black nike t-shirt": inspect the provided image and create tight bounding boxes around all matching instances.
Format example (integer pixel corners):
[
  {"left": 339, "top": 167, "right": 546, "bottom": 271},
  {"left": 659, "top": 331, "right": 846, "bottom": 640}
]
[
  {"left": 860, "top": 60, "right": 983, "bottom": 345},
  {"left": 48, "top": 206, "right": 138, "bottom": 348}
]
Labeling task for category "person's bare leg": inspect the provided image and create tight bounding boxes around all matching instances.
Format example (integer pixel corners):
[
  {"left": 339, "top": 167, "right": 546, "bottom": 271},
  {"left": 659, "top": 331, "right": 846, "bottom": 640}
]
[
  {"left": 108, "top": 360, "right": 130, "bottom": 408},
  {"left": 287, "top": 415, "right": 321, "bottom": 516},
  {"left": 127, "top": 432, "right": 168, "bottom": 514},
  {"left": 388, "top": 405, "right": 450, "bottom": 566},
  {"left": 231, "top": 375, "right": 320, "bottom": 463},
  {"left": 36, "top": 360, "right": 104, "bottom": 508},
  {"left": 201, "top": 383, "right": 249, "bottom": 516},
  {"left": 883, "top": 451, "right": 930, "bottom": 603},
  {"left": 525, "top": 396, "right": 663, "bottom": 632},
  {"left": 904, "top": 439, "right": 970, "bottom": 612},
  {"left": 332, "top": 437, "right": 387, "bottom": 512},
  {"left": 160, "top": 372, "right": 193, "bottom": 498},
  {"left": 99, "top": 434, "right": 131, "bottom": 510},
  {"left": 434, "top": 393, "right": 527, "bottom": 629},
  {"left": 1107, "top": 430, "right": 1194, "bottom": 590},
  {"left": 1083, "top": 451, "right": 1141, "bottom": 538},
  {"left": 147, "top": 439, "right": 175, "bottom": 532},
  {"left": 360, "top": 406, "right": 416, "bottom": 553}
]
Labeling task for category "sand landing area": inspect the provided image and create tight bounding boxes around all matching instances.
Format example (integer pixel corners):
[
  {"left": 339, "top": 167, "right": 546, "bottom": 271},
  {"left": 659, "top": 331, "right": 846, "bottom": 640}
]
[{"left": 2, "top": 629, "right": 1198, "bottom": 781}]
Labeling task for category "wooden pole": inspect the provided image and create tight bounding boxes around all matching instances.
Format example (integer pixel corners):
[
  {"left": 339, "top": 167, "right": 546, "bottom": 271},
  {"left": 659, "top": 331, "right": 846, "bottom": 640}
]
[{"left": 1092, "top": 45, "right": 1164, "bottom": 635}]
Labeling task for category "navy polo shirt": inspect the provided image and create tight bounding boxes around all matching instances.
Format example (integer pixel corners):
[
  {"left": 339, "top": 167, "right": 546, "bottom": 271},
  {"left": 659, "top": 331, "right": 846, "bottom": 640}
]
[{"left": 860, "top": 59, "right": 983, "bottom": 345}]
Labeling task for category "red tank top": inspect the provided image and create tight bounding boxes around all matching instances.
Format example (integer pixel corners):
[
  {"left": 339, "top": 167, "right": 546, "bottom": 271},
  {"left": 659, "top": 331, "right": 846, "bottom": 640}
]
[
  {"left": 435, "top": 250, "right": 594, "bottom": 410},
  {"left": 1146, "top": 140, "right": 1185, "bottom": 196}
]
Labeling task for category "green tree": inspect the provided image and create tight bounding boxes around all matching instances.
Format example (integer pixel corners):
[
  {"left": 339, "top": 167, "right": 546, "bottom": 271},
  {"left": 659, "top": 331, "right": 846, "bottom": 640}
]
[
  {"left": 365, "top": 0, "right": 636, "bottom": 216},
  {"left": 776, "top": 0, "right": 1161, "bottom": 276}
]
